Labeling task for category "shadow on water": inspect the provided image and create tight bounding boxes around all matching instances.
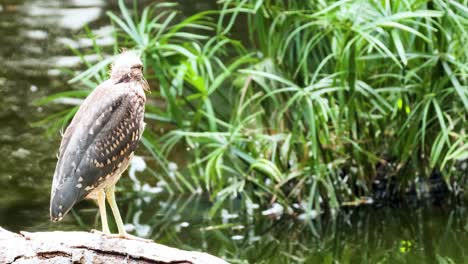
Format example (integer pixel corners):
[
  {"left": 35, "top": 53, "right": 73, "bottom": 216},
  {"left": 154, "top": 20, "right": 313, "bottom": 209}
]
[{"left": 0, "top": 1, "right": 467, "bottom": 263}]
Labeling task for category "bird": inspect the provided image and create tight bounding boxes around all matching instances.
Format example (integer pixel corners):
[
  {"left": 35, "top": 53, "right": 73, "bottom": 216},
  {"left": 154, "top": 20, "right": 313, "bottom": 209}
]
[{"left": 50, "top": 51, "right": 149, "bottom": 238}]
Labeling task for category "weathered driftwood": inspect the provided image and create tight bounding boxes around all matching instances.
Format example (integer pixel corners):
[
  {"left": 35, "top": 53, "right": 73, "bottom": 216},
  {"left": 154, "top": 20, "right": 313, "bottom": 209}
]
[{"left": 0, "top": 227, "right": 228, "bottom": 264}]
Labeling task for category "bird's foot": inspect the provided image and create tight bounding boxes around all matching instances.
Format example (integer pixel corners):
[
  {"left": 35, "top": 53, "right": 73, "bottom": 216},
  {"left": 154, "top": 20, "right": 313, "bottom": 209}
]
[
  {"left": 91, "top": 229, "right": 152, "bottom": 243},
  {"left": 117, "top": 233, "right": 153, "bottom": 243},
  {"left": 91, "top": 229, "right": 111, "bottom": 236},
  {"left": 91, "top": 229, "right": 110, "bottom": 235}
]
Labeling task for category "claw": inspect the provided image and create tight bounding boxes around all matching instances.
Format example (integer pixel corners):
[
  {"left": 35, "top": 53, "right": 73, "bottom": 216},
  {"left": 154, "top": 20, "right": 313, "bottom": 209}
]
[
  {"left": 91, "top": 229, "right": 110, "bottom": 235},
  {"left": 117, "top": 233, "right": 153, "bottom": 243},
  {"left": 91, "top": 229, "right": 152, "bottom": 243}
]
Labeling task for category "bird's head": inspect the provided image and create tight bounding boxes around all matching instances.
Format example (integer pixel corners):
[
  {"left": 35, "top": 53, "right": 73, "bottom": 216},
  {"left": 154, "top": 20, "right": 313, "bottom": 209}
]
[{"left": 110, "top": 51, "right": 146, "bottom": 86}]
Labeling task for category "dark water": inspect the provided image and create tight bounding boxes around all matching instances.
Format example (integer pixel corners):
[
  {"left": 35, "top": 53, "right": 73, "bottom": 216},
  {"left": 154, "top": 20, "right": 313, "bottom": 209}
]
[{"left": 0, "top": 1, "right": 467, "bottom": 263}]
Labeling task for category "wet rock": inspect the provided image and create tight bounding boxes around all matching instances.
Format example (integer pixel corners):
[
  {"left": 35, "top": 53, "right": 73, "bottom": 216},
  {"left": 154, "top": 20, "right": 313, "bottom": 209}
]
[
  {"left": 371, "top": 160, "right": 399, "bottom": 207},
  {"left": 371, "top": 160, "right": 454, "bottom": 208},
  {"left": 404, "top": 182, "right": 420, "bottom": 208},
  {"left": 452, "top": 159, "right": 467, "bottom": 201},
  {"left": 428, "top": 169, "right": 449, "bottom": 205}
]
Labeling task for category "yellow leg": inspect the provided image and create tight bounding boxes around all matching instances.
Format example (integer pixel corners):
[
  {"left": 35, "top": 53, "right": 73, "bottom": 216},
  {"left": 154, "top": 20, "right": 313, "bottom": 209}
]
[
  {"left": 97, "top": 190, "right": 110, "bottom": 234},
  {"left": 105, "top": 185, "right": 126, "bottom": 236}
]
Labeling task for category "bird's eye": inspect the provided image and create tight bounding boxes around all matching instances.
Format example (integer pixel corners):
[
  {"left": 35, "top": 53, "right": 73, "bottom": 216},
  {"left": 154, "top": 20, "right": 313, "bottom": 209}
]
[{"left": 131, "top": 65, "right": 143, "bottom": 70}]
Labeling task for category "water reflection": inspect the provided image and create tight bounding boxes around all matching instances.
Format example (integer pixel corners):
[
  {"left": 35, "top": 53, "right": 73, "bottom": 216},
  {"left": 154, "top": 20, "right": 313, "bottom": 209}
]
[
  {"left": 24, "top": 6, "right": 101, "bottom": 29},
  {"left": 56, "top": 25, "right": 114, "bottom": 49},
  {"left": 83, "top": 191, "right": 465, "bottom": 263}
]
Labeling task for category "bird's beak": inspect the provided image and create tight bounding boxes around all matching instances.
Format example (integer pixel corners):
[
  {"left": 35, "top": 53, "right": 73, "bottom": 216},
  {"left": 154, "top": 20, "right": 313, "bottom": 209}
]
[{"left": 142, "top": 77, "right": 150, "bottom": 93}]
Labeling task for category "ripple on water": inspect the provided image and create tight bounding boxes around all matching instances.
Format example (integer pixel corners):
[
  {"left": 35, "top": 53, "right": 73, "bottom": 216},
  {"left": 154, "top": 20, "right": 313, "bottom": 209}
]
[{"left": 21, "top": 5, "right": 102, "bottom": 31}]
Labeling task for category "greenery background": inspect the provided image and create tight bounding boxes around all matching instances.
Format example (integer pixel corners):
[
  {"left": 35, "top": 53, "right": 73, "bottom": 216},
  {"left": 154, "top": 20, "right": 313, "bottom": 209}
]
[
  {"left": 39, "top": 0, "right": 467, "bottom": 218},
  {"left": 0, "top": 0, "right": 462, "bottom": 263}
]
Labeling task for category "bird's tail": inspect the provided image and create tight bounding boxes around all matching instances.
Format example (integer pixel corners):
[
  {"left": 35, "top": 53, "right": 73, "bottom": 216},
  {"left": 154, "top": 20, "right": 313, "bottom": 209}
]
[{"left": 50, "top": 179, "right": 79, "bottom": 222}]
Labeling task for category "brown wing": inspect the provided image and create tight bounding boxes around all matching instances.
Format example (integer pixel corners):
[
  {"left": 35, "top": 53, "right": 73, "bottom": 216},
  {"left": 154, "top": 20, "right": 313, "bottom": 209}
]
[{"left": 50, "top": 81, "right": 145, "bottom": 221}]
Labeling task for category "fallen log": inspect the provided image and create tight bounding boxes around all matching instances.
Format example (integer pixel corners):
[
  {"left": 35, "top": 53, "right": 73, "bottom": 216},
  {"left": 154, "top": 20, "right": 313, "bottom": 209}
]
[{"left": 0, "top": 227, "right": 228, "bottom": 264}]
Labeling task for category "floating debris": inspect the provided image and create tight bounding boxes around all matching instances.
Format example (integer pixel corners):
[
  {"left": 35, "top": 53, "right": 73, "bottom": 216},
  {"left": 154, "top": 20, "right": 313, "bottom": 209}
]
[
  {"left": 261, "top": 203, "right": 284, "bottom": 218},
  {"left": 124, "top": 223, "right": 135, "bottom": 232},
  {"left": 168, "top": 171, "right": 175, "bottom": 179},
  {"left": 12, "top": 148, "right": 31, "bottom": 159},
  {"left": 157, "top": 181, "right": 167, "bottom": 187},
  {"left": 249, "top": 236, "right": 261, "bottom": 243},
  {"left": 246, "top": 201, "right": 259, "bottom": 216},
  {"left": 174, "top": 221, "right": 190, "bottom": 232},
  {"left": 179, "top": 222, "right": 190, "bottom": 228},
  {"left": 52, "top": 98, "right": 83, "bottom": 106},
  {"left": 168, "top": 162, "right": 177, "bottom": 179},
  {"left": 297, "top": 210, "right": 319, "bottom": 221},
  {"left": 131, "top": 156, "right": 146, "bottom": 172},
  {"left": 129, "top": 155, "right": 146, "bottom": 190},
  {"left": 56, "top": 26, "right": 114, "bottom": 49},
  {"left": 460, "top": 161, "right": 467, "bottom": 170},
  {"left": 135, "top": 224, "right": 151, "bottom": 237},
  {"left": 132, "top": 211, "right": 151, "bottom": 237},
  {"left": 221, "top": 209, "right": 239, "bottom": 224},
  {"left": 141, "top": 183, "right": 163, "bottom": 194},
  {"left": 168, "top": 162, "right": 178, "bottom": 171},
  {"left": 69, "top": 0, "right": 105, "bottom": 7},
  {"left": 51, "top": 54, "right": 100, "bottom": 68},
  {"left": 24, "top": 30, "right": 48, "bottom": 40},
  {"left": 342, "top": 197, "right": 374, "bottom": 207},
  {"left": 47, "top": 69, "right": 61, "bottom": 76},
  {"left": 24, "top": 6, "right": 101, "bottom": 30}
]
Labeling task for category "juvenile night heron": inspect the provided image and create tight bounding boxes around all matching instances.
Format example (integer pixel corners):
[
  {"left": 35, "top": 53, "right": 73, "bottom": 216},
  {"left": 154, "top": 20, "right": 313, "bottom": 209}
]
[{"left": 50, "top": 51, "right": 149, "bottom": 238}]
